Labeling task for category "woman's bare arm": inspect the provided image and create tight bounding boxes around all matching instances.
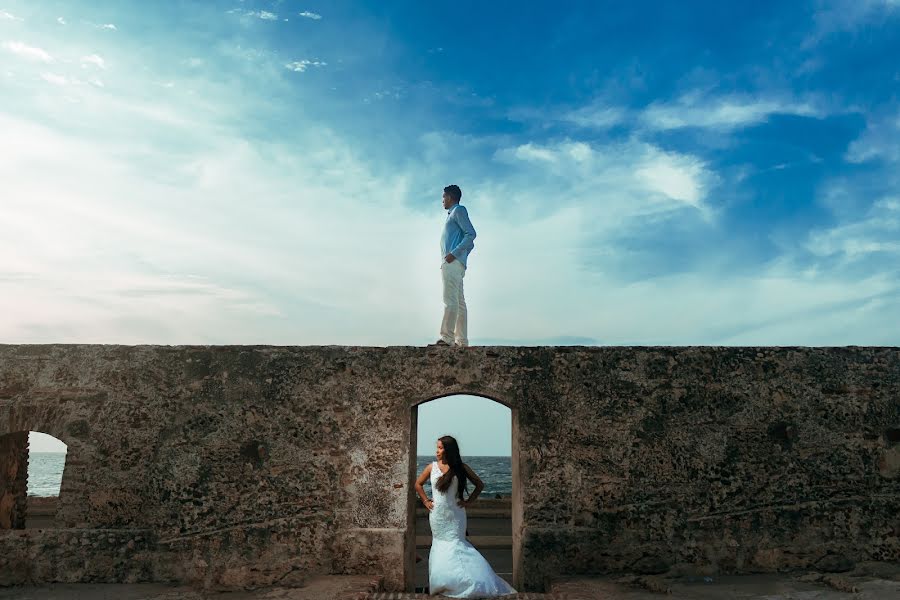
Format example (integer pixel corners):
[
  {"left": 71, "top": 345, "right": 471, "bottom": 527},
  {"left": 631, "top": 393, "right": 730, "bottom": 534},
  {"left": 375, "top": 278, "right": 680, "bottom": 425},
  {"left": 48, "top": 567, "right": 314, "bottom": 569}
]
[
  {"left": 414, "top": 463, "right": 434, "bottom": 511},
  {"left": 461, "top": 463, "right": 484, "bottom": 506}
]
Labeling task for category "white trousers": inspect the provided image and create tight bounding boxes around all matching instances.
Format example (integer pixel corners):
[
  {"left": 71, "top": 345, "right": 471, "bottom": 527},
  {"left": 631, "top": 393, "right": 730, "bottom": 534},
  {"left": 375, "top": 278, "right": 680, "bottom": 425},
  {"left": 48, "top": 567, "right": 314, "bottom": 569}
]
[{"left": 440, "top": 260, "right": 468, "bottom": 346}]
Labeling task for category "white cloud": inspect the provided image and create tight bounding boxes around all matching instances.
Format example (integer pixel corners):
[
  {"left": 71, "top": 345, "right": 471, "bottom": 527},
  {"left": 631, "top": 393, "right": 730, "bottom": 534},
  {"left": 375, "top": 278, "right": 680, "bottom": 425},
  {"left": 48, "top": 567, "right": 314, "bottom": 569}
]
[
  {"left": 299, "top": 11, "right": 322, "bottom": 20},
  {"left": 3, "top": 41, "right": 53, "bottom": 63},
  {"left": 98, "top": 23, "right": 117, "bottom": 30},
  {"left": 1, "top": 10, "right": 22, "bottom": 20},
  {"left": 0, "top": 97, "right": 437, "bottom": 345},
  {"left": 80, "top": 54, "right": 107, "bottom": 69},
  {"left": 807, "top": 0, "right": 900, "bottom": 43},
  {"left": 229, "top": 9, "right": 279, "bottom": 21},
  {"left": 57, "top": 17, "right": 66, "bottom": 25},
  {"left": 495, "top": 138, "right": 713, "bottom": 212},
  {"left": 40, "top": 73, "right": 69, "bottom": 86},
  {"left": 285, "top": 60, "right": 326, "bottom": 72},
  {"left": 601, "top": 268, "right": 899, "bottom": 346},
  {"left": 3, "top": 98, "right": 897, "bottom": 346},
  {"left": 1, "top": 12, "right": 896, "bottom": 349},
  {"left": 496, "top": 140, "right": 596, "bottom": 165},
  {"left": 520, "top": 92, "right": 820, "bottom": 133},
  {"left": 807, "top": 197, "right": 900, "bottom": 260},
  {"left": 562, "top": 104, "right": 626, "bottom": 129},
  {"left": 846, "top": 112, "right": 900, "bottom": 164},
  {"left": 636, "top": 148, "right": 709, "bottom": 208},
  {"left": 640, "top": 93, "right": 820, "bottom": 131},
  {"left": 507, "top": 142, "right": 558, "bottom": 163}
]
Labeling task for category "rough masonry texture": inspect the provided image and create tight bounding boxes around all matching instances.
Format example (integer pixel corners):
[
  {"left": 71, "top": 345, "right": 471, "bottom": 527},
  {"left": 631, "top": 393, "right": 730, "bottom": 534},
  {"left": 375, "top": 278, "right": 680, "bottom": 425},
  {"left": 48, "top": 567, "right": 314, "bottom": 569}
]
[
  {"left": 0, "top": 431, "right": 27, "bottom": 529},
  {"left": 0, "top": 345, "right": 898, "bottom": 591}
]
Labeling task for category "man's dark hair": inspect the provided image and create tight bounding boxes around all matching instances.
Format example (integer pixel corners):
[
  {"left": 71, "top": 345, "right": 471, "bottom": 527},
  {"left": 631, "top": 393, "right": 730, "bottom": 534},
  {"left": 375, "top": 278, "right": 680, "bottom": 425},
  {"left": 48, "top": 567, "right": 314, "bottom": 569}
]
[{"left": 444, "top": 184, "right": 462, "bottom": 203}]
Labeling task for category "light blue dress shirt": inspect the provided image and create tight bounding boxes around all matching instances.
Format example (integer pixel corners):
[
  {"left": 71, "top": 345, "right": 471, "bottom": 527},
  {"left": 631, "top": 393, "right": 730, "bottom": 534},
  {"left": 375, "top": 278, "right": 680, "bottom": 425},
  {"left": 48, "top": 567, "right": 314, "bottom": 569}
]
[{"left": 441, "top": 204, "right": 477, "bottom": 267}]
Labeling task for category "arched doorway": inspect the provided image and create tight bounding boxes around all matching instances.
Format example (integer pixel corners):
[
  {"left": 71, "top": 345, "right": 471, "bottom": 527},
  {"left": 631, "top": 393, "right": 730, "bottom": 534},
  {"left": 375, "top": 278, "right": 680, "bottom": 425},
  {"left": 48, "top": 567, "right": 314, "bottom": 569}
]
[
  {"left": 407, "top": 393, "right": 522, "bottom": 593},
  {"left": 0, "top": 431, "right": 68, "bottom": 529}
]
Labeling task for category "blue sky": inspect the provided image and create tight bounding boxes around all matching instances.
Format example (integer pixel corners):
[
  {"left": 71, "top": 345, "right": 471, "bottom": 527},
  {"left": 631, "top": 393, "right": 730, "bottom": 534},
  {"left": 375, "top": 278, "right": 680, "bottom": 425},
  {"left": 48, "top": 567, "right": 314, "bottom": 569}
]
[
  {"left": 5, "top": 1, "right": 898, "bottom": 456},
  {"left": 2, "top": 1, "right": 899, "bottom": 349},
  {"left": 417, "top": 395, "right": 511, "bottom": 457}
]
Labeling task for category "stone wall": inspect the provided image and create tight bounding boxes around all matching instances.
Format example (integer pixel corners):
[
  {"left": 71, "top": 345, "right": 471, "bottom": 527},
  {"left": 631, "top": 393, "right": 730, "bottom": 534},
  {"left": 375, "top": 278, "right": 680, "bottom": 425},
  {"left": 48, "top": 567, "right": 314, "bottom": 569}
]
[
  {"left": 0, "top": 345, "right": 897, "bottom": 591},
  {"left": 0, "top": 431, "right": 28, "bottom": 529},
  {"left": 0, "top": 529, "right": 172, "bottom": 585}
]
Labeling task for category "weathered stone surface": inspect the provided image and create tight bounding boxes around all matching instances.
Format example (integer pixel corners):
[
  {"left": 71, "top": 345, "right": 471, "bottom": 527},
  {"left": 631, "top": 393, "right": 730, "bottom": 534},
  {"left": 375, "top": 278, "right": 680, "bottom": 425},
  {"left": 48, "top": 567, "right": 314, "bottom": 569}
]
[
  {"left": 0, "top": 430, "right": 28, "bottom": 530},
  {"left": 815, "top": 553, "right": 855, "bottom": 573},
  {"left": 333, "top": 528, "right": 406, "bottom": 592},
  {"left": 0, "top": 345, "right": 898, "bottom": 591},
  {"left": 0, "top": 529, "right": 172, "bottom": 586},
  {"left": 0, "top": 576, "right": 384, "bottom": 600},
  {"left": 551, "top": 569, "right": 900, "bottom": 599}
]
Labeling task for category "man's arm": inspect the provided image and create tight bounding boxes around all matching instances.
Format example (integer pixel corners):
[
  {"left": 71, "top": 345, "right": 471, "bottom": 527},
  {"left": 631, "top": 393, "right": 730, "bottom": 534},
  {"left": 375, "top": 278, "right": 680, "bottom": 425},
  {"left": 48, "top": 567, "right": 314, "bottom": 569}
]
[{"left": 450, "top": 206, "right": 476, "bottom": 259}]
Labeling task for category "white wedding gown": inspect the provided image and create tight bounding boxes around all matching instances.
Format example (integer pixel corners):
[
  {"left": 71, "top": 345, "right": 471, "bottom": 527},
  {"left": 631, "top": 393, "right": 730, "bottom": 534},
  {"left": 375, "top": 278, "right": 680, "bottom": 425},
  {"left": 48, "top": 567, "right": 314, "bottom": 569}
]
[{"left": 428, "top": 462, "right": 517, "bottom": 598}]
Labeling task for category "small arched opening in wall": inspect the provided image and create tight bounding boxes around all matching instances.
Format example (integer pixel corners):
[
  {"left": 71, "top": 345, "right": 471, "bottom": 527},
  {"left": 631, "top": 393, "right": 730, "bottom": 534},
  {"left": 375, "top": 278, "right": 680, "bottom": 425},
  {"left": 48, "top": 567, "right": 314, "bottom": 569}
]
[
  {"left": 0, "top": 431, "right": 69, "bottom": 529},
  {"left": 406, "top": 392, "right": 522, "bottom": 594}
]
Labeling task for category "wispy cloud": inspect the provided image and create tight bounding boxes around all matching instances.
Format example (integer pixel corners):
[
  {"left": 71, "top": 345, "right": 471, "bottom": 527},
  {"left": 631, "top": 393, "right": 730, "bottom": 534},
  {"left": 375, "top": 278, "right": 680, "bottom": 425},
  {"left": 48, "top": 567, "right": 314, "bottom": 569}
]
[
  {"left": 518, "top": 92, "right": 821, "bottom": 134},
  {"left": 494, "top": 138, "right": 714, "bottom": 212},
  {"left": 640, "top": 93, "right": 820, "bottom": 131},
  {"left": 635, "top": 148, "right": 711, "bottom": 209},
  {"left": 807, "top": 0, "right": 900, "bottom": 43},
  {"left": 0, "top": 106, "right": 435, "bottom": 344},
  {"left": 2, "top": 0, "right": 897, "bottom": 348},
  {"left": 285, "top": 60, "right": 326, "bottom": 72},
  {"left": 251, "top": 11, "right": 278, "bottom": 21},
  {"left": 97, "top": 23, "right": 117, "bottom": 30},
  {"left": 1, "top": 10, "right": 23, "bottom": 20},
  {"left": 299, "top": 11, "right": 322, "bottom": 20},
  {"left": 80, "top": 54, "right": 107, "bottom": 69},
  {"left": 228, "top": 9, "right": 279, "bottom": 21},
  {"left": 40, "top": 72, "right": 68, "bottom": 86},
  {"left": 561, "top": 104, "right": 626, "bottom": 130},
  {"left": 3, "top": 41, "right": 53, "bottom": 62},
  {"left": 807, "top": 198, "right": 900, "bottom": 261},
  {"left": 846, "top": 112, "right": 900, "bottom": 164},
  {"left": 57, "top": 17, "right": 66, "bottom": 25}
]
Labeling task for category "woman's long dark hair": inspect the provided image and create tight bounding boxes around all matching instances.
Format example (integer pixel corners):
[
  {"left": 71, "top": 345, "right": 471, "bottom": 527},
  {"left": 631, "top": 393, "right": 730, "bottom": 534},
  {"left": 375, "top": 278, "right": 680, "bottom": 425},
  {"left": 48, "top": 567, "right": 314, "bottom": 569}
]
[{"left": 436, "top": 435, "right": 468, "bottom": 501}]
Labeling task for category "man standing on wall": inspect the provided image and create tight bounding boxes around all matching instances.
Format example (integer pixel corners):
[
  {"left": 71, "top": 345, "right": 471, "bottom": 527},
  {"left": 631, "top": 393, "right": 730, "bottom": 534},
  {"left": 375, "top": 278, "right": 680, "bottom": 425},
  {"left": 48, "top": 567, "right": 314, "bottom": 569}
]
[{"left": 432, "top": 184, "right": 476, "bottom": 347}]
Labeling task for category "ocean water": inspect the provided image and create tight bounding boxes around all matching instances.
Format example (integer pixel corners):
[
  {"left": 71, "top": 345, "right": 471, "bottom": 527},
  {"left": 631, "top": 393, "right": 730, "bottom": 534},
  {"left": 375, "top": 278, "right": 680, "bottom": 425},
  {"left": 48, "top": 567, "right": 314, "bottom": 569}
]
[
  {"left": 416, "top": 455, "right": 512, "bottom": 497},
  {"left": 28, "top": 452, "right": 66, "bottom": 497}
]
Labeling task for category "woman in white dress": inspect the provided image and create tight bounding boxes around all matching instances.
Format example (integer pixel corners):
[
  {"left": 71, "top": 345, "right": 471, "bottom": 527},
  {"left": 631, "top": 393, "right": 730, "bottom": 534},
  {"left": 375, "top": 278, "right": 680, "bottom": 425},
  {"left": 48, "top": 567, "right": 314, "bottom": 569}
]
[{"left": 414, "top": 435, "right": 517, "bottom": 598}]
